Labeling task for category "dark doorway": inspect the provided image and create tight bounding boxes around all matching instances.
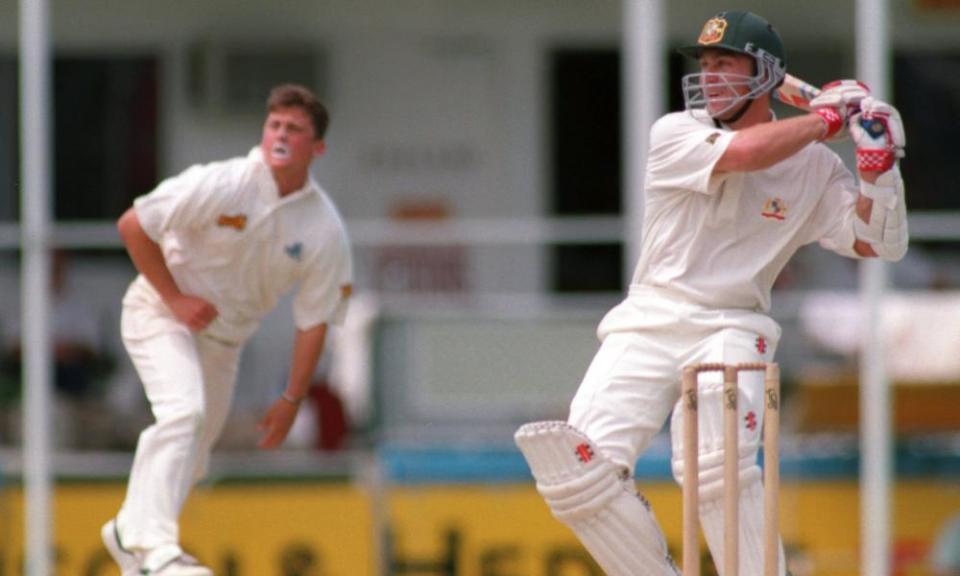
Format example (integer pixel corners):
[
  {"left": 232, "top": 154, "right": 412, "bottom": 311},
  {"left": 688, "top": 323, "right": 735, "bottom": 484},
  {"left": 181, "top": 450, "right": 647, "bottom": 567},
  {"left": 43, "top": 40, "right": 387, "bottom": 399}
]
[
  {"left": 1, "top": 56, "right": 159, "bottom": 222},
  {"left": 54, "top": 57, "right": 159, "bottom": 220},
  {"left": 548, "top": 48, "right": 623, "bottom": 293}
]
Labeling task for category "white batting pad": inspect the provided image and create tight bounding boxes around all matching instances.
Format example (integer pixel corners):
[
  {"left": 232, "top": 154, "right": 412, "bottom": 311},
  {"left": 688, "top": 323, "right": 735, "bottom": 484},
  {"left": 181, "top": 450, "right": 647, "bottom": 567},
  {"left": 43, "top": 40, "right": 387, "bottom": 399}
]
[
  {"left": 515, "top": 421, "right": 679, "bottom": 576},
  {"left": 672, "top": 447, "right": 764, "bottom": 503}
]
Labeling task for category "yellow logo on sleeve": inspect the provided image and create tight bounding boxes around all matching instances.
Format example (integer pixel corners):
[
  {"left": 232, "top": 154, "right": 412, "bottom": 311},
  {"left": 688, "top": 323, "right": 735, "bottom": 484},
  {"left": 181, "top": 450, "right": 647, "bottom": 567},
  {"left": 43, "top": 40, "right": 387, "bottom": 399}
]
[{"left": 216, "top": 214, "right": 248, "bottom": 230}]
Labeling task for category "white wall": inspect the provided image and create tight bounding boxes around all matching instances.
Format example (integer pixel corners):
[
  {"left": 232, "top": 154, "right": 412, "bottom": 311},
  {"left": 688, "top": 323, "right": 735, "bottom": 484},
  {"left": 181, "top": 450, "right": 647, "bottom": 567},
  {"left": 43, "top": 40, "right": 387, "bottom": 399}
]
[
  {"left": 2, "top": 0, "right": 957, "bottom": 226},
  {"left": 3, "top": 0, "right": 959, "bottom": 446},
  {"left": 0, "top": 0, "right": 623, "bottom": 293},
  {"left": 3, "top": 1, "right": 959, "bottom": 289},
  {"left": 2, "top": 0, "right": 958, "bottom": 295}
]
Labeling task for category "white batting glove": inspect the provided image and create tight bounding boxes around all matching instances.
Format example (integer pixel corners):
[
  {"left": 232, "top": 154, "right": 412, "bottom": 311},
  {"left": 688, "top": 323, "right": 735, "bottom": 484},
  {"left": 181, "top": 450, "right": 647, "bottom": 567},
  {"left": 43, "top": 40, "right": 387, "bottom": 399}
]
[
  {"left": 850, "top": 96, "right": 906, "bottom": 172},
  {"left": 810, "top": 79, "right": 871, "bottom": 141}
]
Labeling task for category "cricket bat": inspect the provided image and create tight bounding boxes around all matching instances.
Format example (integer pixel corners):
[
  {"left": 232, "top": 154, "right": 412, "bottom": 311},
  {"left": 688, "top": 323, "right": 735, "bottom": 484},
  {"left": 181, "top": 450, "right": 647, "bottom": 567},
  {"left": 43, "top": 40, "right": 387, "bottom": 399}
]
[{"left": 774, "top": 73, "right": 822, "bottom": 111}]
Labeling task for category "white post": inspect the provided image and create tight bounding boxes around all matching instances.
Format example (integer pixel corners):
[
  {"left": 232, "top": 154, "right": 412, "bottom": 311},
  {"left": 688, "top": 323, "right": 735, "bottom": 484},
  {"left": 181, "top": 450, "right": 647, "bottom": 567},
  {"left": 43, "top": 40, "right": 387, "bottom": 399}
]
[
  {"left": 856, "top": 0, "right": 892, "bottom": 574},
  {"left": 19, "top": 1, "right": 54, "bottom": 575},
  {"left": 622, "top": 0, "right": 665, "bottom": 283}
]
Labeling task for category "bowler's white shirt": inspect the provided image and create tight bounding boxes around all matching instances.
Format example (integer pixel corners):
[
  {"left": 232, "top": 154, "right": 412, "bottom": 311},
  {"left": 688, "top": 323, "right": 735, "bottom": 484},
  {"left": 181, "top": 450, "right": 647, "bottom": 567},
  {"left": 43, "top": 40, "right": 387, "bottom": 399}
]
[
  {"left": 600, "top": 110, "right": 859, "bottom": 341},
  {"left": 130, "top": 147, "right": 352, "bottom": 344}
]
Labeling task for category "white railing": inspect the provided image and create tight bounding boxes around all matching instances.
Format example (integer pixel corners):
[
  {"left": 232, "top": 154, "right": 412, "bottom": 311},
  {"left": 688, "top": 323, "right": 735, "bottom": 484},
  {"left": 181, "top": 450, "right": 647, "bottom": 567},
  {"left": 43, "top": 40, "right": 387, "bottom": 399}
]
[{"left": 1, "top": 211, "right": 957, "bottom": 250}]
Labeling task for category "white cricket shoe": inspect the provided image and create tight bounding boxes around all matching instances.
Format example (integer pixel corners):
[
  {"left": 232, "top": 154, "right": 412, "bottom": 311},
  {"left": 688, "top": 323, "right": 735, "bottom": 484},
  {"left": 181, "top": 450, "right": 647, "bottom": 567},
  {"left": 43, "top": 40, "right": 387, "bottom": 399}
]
[
  {"left": 138, "top": 544, "right": 213, "bottom": 576},
  {"left": 101, "top": 518, "right": 138, "bottom": 576}
]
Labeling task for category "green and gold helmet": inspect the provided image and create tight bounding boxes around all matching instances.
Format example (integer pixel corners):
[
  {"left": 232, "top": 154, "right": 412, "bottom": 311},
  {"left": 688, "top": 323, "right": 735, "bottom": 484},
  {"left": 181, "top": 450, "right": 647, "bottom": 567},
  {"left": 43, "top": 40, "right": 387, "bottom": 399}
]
[{"left": 678, "top": 11, "right": 787, "bottom": 118}]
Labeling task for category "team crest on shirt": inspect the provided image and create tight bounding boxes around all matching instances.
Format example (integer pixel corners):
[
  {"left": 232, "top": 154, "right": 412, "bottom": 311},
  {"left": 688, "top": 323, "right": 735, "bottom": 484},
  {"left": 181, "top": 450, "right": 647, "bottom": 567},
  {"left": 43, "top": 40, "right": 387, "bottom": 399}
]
[
  {"left": 761, "top": 197, "right": 787, "bottom": 221},
  {"left": 698, "top": 17, "right": 728, "bottom": 45},
  {"left": 284, "top": 242, "right": 304, "bottom": 262},
  {"left": 216, "top": 213, "right": 247, "bottom": 230}
]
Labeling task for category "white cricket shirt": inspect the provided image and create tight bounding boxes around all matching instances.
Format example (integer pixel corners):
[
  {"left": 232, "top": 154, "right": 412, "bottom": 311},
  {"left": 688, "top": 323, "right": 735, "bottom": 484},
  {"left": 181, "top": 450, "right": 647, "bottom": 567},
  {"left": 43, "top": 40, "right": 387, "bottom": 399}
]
[
  {"left": 130, "top": 147, "right": 352, "bottom": 344},
  {"left": 600, "top": 110, "right": 860, "bottom": 341}
]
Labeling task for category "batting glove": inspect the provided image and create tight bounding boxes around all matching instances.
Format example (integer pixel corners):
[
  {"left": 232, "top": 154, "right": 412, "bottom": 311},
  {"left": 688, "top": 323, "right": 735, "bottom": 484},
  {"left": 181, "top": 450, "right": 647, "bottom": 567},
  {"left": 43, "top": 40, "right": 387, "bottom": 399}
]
[
  {"left": 810, "top": 79, "right": 871, "bottom": 141},
  {"left": 850, "top": 97, "right": 906, "bottom": 172}
]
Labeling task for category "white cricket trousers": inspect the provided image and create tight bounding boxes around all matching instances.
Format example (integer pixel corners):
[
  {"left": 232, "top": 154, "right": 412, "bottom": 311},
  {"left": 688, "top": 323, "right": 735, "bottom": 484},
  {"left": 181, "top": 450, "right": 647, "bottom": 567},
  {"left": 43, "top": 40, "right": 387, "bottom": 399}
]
[
  {"left": 568, "top": 323, "right": 784, "bottom": 576},
  {"left": 569, "top": 325, "right": 775, "bottom": 473},
  {"left": 116, "top": 283, "right": 241, "bottom": 551}
]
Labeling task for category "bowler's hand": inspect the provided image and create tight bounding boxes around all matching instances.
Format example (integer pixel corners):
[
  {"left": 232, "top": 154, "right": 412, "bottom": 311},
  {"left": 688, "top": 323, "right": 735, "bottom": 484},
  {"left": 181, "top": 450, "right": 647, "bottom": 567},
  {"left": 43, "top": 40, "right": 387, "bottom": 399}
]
[
  {"left": 257, "top": 397, "right": 300, "bottom": 449},
  {"left": 168, "top": 294, "right": 218, "bottom": 332}
]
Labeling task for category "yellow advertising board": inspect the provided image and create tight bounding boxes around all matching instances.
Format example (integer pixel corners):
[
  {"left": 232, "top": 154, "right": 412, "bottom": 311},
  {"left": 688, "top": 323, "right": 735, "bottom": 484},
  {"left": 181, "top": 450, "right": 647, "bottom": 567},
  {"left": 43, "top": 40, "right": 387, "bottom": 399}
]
[
  {"left": 0, "top": 483, "right": 375, "bottom": 576},
  {"left": 385, "top": 481, "right": 960, "bottom": 576},
  {"left": 1, "top": 480, "right": 958, "bottom": 575}
]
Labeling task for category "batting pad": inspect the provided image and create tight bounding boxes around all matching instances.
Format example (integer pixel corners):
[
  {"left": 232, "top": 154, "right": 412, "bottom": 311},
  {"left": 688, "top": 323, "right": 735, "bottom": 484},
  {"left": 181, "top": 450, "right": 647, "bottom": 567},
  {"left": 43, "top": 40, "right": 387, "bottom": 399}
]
[
  {"left": 672, "top": 447, "right": 763, "bottom": 503},
  {"left": 515, "top": 421, "right": 680, "bottom": 576}
]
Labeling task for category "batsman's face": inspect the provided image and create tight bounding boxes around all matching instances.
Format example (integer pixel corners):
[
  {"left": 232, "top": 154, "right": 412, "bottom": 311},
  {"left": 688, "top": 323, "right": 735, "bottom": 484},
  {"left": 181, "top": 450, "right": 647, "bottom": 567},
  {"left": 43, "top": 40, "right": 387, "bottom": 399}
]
[
  {"left": 261, "top": 106, "right": 325, "bottom": 172},
  {"left": 698, "top": 50, "right": 753, "bottom": 116}
]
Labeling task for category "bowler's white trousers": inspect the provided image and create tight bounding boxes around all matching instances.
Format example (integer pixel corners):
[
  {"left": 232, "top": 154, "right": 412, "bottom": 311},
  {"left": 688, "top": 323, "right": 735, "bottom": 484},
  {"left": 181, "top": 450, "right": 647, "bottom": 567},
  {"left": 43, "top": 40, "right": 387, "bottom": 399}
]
[{"left": 115, "top": 280, "right": 242, "bottom": 551}]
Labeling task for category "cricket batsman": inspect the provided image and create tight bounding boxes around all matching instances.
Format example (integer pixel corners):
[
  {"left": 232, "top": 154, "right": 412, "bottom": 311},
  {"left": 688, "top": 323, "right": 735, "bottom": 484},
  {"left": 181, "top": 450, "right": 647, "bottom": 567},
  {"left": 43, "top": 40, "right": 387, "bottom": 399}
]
[{"left": 516, "top": 10, "right": 907, "bottom": 575}]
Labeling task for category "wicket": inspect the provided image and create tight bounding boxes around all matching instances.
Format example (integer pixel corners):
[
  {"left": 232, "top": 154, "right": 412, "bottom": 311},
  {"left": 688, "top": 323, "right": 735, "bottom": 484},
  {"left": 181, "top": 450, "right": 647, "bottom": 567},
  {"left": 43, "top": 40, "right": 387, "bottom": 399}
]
[{"left": 681, "top": 362, "right": 780, "bottom": 576}]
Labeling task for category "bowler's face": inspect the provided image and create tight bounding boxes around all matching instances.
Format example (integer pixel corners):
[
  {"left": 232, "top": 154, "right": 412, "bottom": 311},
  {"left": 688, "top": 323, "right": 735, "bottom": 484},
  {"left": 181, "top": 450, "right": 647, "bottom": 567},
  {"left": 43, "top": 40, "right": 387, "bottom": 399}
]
[{"left": 261, "top": 106, "right": 325, "bottom": 172}]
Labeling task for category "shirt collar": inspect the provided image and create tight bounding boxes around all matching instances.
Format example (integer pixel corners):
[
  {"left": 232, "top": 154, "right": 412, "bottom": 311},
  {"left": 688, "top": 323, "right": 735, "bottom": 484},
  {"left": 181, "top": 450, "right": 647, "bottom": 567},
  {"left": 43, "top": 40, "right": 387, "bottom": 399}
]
[
  {"left": 248, "top": 146, "right": 318, "bottom": 204},
  {"left": 710, "top": 108, "right": 778, "bottom": 130}
]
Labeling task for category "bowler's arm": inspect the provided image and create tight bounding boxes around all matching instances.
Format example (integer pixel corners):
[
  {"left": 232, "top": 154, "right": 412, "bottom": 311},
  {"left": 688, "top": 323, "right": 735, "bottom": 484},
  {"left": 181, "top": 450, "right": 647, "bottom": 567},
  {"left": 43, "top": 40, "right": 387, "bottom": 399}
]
[
  {"left": 286, "top": 323, "right": 328, "bottom": 403},
  {"left": 117, "top": 208, "right": 183, "bottom": 302},
  {"left": 117, "top": 208, "right": 218, "bottom": 331},
  {"left": 257, "top": 323, "right": 328, "bottom": 449}
]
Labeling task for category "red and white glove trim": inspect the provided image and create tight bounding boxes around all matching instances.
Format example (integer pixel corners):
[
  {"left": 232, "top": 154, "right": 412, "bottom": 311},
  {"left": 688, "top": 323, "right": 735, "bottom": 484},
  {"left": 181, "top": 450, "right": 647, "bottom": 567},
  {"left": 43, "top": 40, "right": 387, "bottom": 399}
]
[
  {"left": 815, "top": 107, "right": 844, "bottom": 141},
  {"left": 857, "top": 148, "right": 896, "bottom": 172},
  {"left": 851, "top": 97, "right": 906, "bottom": 173},
  {"left": 810, "top": 80, "right": 871, "bottom": 142}
]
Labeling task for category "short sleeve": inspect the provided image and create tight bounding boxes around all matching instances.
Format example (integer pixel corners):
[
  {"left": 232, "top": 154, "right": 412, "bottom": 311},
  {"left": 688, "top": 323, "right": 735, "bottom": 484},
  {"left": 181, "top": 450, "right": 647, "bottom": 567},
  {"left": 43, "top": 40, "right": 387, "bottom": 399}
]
[
  {"left": 293, "top": 227, "right": 354, "bottom": 330},
  {"left": 646, "top": 112, "right": 736, "bottom": 195},
  {"left": 133, "top": 159, "right": 240, "bottom": 242}
]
